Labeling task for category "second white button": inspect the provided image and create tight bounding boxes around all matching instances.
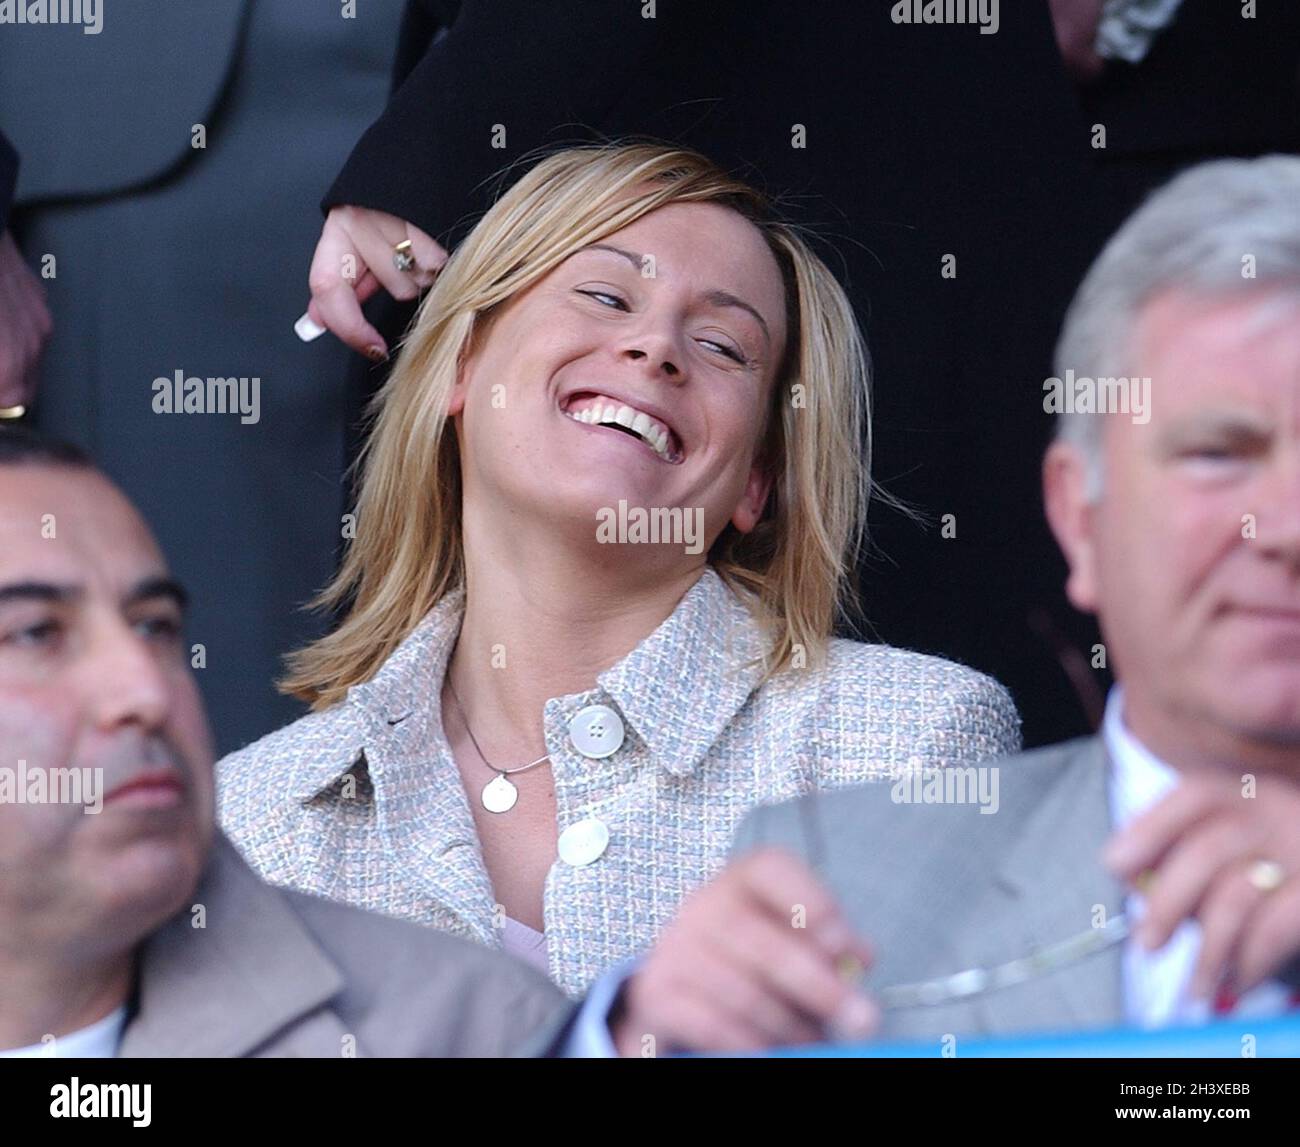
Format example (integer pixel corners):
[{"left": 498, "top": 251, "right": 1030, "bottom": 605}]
[{"left": 558, "top": 818, "right": 611, "bottom": 866}]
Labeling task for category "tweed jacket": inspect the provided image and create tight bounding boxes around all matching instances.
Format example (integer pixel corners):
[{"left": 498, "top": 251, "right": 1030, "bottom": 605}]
[{"left": 218, "top": 567, "right": 1021, "bottom": 999}]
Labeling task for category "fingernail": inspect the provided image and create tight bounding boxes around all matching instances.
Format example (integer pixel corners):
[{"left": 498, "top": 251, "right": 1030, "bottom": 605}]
[
  {"left": 827, "top": 994, "right": 879, "bottom": 1042},
  {"left": 294, "top": 312, "right": 327, "bottom": 342},
  {"left": 366, "top": 345, "right": 388, "bottom": 363}
]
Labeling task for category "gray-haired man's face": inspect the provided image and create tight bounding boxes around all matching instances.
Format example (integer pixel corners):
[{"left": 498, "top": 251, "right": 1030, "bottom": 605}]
[
  {"left": 0, "top": 466, "right": 214, "bottom": 957},
  {"left": 1048, "top": 287, "right": 1300, "bottom": 768}
]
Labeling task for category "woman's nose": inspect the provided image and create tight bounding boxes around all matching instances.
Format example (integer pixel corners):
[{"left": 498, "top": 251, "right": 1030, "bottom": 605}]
[{"left": 622, "top": 341, "right": 681, "bottom": 380}]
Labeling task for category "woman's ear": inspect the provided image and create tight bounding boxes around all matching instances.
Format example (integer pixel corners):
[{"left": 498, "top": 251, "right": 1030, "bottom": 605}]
[
  {"left": 730, "top": 457, "right": 775, "bottom": 535},
  {"left": 447, "top": 353, "right": 470, "bottom": 417},
  {"left": 1043, "top": 439, "right": 1101, "bottom": 614},
  {"left": 447, "top": 325, "right": 482, "bottom": 418},
  {"left": 448, "top": 307, "right": 500, "bottom": 417}
]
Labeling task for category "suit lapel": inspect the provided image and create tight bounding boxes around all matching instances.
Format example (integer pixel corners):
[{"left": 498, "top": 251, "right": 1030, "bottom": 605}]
[
  {"left": 973, "top": 737, "right": 1126, "bottom": 1035},
  {"left": 119, "top": 834, "right": 348, "bottom": 1057}
]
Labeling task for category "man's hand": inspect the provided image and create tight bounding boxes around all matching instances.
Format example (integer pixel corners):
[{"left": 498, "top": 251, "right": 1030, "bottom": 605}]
[
  {"left": 1105, "top": 770, "right": 1300, "bottom": 998},
  {"left": 300, "top": 205, "right": 447, "bottom": 359},
  {"left": 611, "top": 847, "right": 880, "bottom": 1056},
  {"left": 0, "top": 230, "right": 52, "bottom": 409}
]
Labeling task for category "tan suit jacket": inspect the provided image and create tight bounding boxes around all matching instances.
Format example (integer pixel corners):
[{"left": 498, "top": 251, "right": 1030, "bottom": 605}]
[{"left": 118, "top": 833, "right": 571, "bottom": 1057}]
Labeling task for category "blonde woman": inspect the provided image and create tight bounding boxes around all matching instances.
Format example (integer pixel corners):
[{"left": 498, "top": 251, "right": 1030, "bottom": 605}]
[{"left": 218, "top": 141, "right": 1020, "bottom": 1000}]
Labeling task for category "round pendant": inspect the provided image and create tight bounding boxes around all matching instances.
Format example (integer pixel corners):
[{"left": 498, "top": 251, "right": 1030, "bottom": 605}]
[{"left": 481, "top": 773, "right": 518, "bottom": 813}]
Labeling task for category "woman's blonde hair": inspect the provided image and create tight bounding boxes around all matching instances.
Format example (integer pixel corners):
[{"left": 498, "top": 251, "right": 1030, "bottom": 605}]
[{"left": 282, "top": 139, "right": 874, "bottom": 708}]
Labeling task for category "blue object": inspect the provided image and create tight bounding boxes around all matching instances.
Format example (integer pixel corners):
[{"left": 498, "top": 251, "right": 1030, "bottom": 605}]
[{"left": 745, "top": 1014, "right": 1300, "bottom": 1057}]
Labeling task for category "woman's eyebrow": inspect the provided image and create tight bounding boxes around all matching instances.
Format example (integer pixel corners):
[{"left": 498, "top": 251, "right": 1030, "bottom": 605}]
[{"left": 578, "top": 244, "right": 772, "bottom": 345}]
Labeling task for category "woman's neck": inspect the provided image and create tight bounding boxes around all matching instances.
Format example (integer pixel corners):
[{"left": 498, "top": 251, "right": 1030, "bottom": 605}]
[{"left": 448, "top": 531, "right": 705, "bottom": 756}]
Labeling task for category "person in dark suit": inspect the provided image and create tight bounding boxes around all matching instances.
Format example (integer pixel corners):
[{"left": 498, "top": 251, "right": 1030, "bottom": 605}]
[
  {"left": 300, "top": 0, "right": 1116, "bottom": 750},
  {"left": 1050, "top": 0, "right": 1300, "bottom": 243},
  {"left": 0, "top": 1, "right": 404, "bottom": 755}
]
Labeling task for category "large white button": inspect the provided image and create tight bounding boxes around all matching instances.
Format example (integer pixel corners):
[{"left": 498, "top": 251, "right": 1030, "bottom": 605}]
[
  {"left": 567, "top": 704, "right": 625, "bottom": 758},
  {"left": 558, "top": 817, "right": 610, "bottom": 866}
]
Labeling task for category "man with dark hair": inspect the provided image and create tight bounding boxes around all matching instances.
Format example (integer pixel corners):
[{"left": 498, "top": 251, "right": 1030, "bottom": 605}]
[{"left": 0, "top": 430, "right": 571, "bottom": 1057}]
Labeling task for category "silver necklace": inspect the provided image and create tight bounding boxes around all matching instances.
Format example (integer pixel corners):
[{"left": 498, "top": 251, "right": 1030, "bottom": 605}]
[{"left": 447, "top": 678, "right": 550, "bottom": 813}]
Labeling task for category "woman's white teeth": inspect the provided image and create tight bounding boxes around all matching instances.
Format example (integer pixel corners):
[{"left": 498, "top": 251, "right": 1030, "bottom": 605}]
[{"left": 568, "top": 400, "right": 673, "bottom": 460}]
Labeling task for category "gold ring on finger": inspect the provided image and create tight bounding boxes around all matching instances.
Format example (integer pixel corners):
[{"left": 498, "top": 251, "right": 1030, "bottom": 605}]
[{"left": 392, "top": 239, "right": 416, "bottom": 273}]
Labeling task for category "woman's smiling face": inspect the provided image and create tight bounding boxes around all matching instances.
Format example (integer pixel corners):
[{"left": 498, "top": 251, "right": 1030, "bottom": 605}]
[{"left": 450, "top": 201, "right": 790, "bottom": 552}]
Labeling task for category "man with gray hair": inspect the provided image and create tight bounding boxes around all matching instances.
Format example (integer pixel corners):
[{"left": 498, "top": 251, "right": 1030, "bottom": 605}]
[{"left": 588, "top": 155, "right": 1300, "bottom": 1052}]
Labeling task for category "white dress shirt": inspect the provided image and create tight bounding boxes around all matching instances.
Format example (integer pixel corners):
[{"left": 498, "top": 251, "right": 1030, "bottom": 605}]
[
  {"left": 0, "top": 1004, "right": 127, "bottom": 1058},
  {"left": 1103, "top": 687, "right": 1294, "bottom": 1027}
]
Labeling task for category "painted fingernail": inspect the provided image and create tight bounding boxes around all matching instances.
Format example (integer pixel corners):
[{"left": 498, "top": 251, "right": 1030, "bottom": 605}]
[
  {"left": 366, "top": 345, "right": 388, "bottom": 363},
  {"left": 294, "top": 312, "right": 327, "bottom": 342}
]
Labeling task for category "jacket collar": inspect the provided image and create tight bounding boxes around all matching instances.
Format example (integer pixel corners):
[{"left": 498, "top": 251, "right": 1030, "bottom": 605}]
[
  {"left": 119, "top": 833, "right": 349, "bottom": 1057},
  {"left": 594, "top": 566, "right": 769, "bottom": 777},
  {"left": 286, "top": 565, "right": 770, "bottom": 804}
]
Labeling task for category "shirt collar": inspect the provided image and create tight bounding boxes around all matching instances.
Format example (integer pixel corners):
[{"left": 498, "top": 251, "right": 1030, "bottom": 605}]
[
  {"left": 1102, "top": 685, "right": 1182, "bottom": 830},
  {"left": 288, "top": 566, "right": 769, "bottom": 802}
]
